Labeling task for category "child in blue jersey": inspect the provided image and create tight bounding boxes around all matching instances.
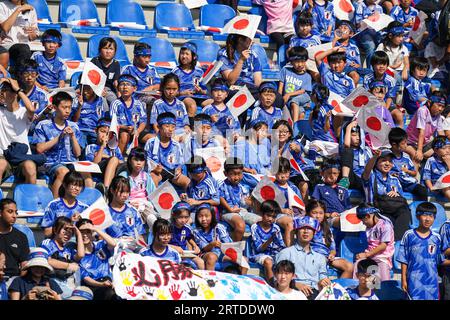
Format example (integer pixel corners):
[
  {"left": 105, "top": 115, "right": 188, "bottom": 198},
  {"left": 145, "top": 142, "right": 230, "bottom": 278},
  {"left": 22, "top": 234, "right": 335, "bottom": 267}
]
[
  {"left": 306, "top": 200, "right": 353, "bottom": 278},
  {"left": 219, "top": 157, "right": 261, "bottom": 241},
  {"left": 347, "top": 258, "right": 379, "bottom": 300},
  {"left": 140, "top": 218, "right": 181, "bottom": 263},
  {"left": 85, "top": 118, "right": 123, "bottom": 194},
  {"left": 149, "top": 73, "right": 191, "bottom": 138},
  {"left": 203, "top": 78, "right": 240, "bottom": 137},
  {"left": 105, "top": 176, "right": 146, "bottom": 243},
  {"left": 173, "top": 42, "right": 207, "bottom": 119},
  {"left": 250, "top": 200, "right": 285, "bottom": 281},
  {"left": 144, "top": 112, "right": 190, "bottom": 189},
  {"left": 182, "top": 156, "right": 220, "bottom": 211},
  {"left": 422, "top": 136, "right": 450, "bottom": 200},
  {"left": 362, "top": 148, "right": 411, "bottom": 240},
  {"left": 76, "top": 219, "right": 117, "bottom": 300},
  {"left": 303, "top": 0, "right": 335, "bottom": 43},
  {"left": 41, "top": 216, "right": 85, "bottom": 299},
  {"left": 110, "top": 75, "right": 147, "bottom": 154},
  {"left": 250, "top": 82, "right": 282, "bottom": 132},
  {"left": 289, "top": 11, "right": 321, "bottom": 51},
  {"left": 72, "top": 84, "right": 105, "bottom": 149},
  {"left": 279, "top": 46, "right": 312, "bottom": 123},
  {"left": 390, "top": 0, "right": 419, "bottom": 49},
  {"left": 41, "top": 171, "right": 89, "bottom": 238},
  {"left": 31, "top": 29, "right": 66, "bottom": 91},
  {"left": 193, "top": 203, "right": 234, "bottom": 271},
  {"left": 388, "top": 128, "right": 428, "bottom": 201},
  {"left": 169, "top": 201, "right": 204, "bottom": 269},
  {"left": 312, "top": 160, "right": 351, "bottom": 218},
  {"left": 32, "top": 91, "right": 86, "bottom": 197},
  {"left": 315, "top": 46, "right": 355, "bottom": 98},
  {"left": 397, "top": 202, "right": 448, "bottom": 300},
  {"left": 440, "top": 215, "right": 450, "bottom": 300},
  {"left": 402, "top": 57, "right": 432, "bottom": 115},
  {"left": 332, "top": 20, "right": 360, "bottom": 86}
]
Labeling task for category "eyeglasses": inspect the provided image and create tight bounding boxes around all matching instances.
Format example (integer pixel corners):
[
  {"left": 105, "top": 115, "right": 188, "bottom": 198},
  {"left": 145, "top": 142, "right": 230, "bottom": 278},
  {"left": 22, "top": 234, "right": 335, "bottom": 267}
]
[{"left": 278, "top": 130, "right": 290, "bottom": 135}]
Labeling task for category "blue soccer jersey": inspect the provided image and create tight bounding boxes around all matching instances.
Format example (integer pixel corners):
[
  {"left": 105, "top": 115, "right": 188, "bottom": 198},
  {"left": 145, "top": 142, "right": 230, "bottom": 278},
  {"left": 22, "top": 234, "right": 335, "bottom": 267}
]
[
  {"left": 41, "top": 239, "right": 77, "bottom": 262},
  {"left": 187, "top": 172, "right": 220, "bottom": 204},
  {"left": 182, "top": 136, "right": 222, "bottom": 164},
  {"left": 32, "top": 119, "right": 83, "bottom": 167},
  {"left": 79, "top": 240, "right": 112, "bottom": 281},
  {"left": 289, "top": 35, "right": 321, "bottom": 48},
  {"left": 347, "top": 287, "right": 379, "bottom": 300},
  {"left": 391, "top": 152, "right": 418, "bottom": 188},
  {"left": 72, "top": 96, "right": 105, "bottom": 133},
  {"left": 40, "top": 198, "right": 89, "bottom": 229},
  {"left": 275, "top": 181, "right": 303, "bottom": 209},
  {"left": 337, "top": 40, "right": 361, "bottom": 67},
  {"left": 217, "top": 47, "right": 262, "bottom": 87},
  {"left": 140, "top": 245, "right": 181, "bottom": 263},
  {"left": 390, "top": 5, "right": 418, "bottom": 35},
  {"left": 144, "top": 136, "right": 184, "bottom": 171},
  {"left": 250, "top": 106, "right": 282, "bottom": 132},
  {"left": 20, "top": 85, "right": 48, "bottom": 114},
  {"left": 250, "top": 223, "right": 285, "bottom": 261},
  {"left": 363, "top": 170, "right": 404, "bottom": 204},
  {"left": 84, "top": 144, "right": 124, "bottom": 162},
  {"left": 150, "top": 98, "right": 189, "bottom": 131},
  {"left": 31, "top": 52, "right": 66, "bottom": 89},
  {"left": 279, "top": 66, "right": 313, "bottom": 95},
  {"left": 311, "top": 227, "right": 336, "bottom": 257},
  {"left": 311, "top": 103, "right": 337, "bottom": 142},
  {"left": 422, "top": 156, "right": 448, "bottom": 186},
  {"left": 303, "top": 0, "right": 335, "bottom": 40},
  {"left": 319, "top": 62, "right": 355, "bottom": 98},
  {"left": 354, "top": 2, "right": 383, "bottom": 25},
  {"left": 363, "top": 72, "right": 397, "bottom": 99},
  {"left": 203, "top": 104, "right": 240, "bottom": 136},
  {"left": 232, "top": 139, "right": 272, "bottom": 175},
  {"left": 172, "top": 66, "right": 207, "bottom": 96},
  {"left": 440, "top": 221, "right": 450, "bottom": 273},
  {"left": 397, "top": 229, "right": 443, "bottom": 300},
  {"left": 170, "top": 225, "right": 194, "bottom": 250},
  {"left": 403, "top": 76, "right": 431, "bottom": 115},
  {"left": 312, "top": 184, "right": 351, "bottom": 214},
  {"left": 110, "top": 97, "right": 147, "bottom": 127},
  {"left": 106, "top": 204, "right": 146, "bottom": 238},
  {"left": 353, "top": 146, "right": 373, "bottom": 177},
  {"left": 193, "top": 224, "right": 232, "bottom": 256},
  {"left": 121, "top": 64, "right": 161, "bottom": 91},
  {"left": 219, "top": 179, "right": 252, "bottom": 213}
]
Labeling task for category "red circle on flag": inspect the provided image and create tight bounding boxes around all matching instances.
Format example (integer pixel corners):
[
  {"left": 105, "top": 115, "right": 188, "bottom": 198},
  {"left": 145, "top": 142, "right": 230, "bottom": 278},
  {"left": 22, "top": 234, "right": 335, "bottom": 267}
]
[
  {"left": 155, "top": 62, "right": 171, "bottom": 67},
  {"left": 88, "top": 70, "right": 101, "bottom": 85},
  {"left": 346, "top": 213, "right": 361, "bottom": 224},
  {"left": 293, "top": 195, "right": 304, "bottom": 206},
  {"left": 66, "top": 61, "right": 81, "bottom": 69},
  {"left": 292, "top": 0, "right": 300, "bottom": 8},
  {"left": 78, "top": 161, "right": 92, "bottom": 166},
  {"left": 260, "top": 186, "right": 275, "bottom": 200},
  {"left": 368, "top": 13, "right": 380, "bottom": 22},
  {"left": 89, "top": 209, "right": 106, "bottom": 225},
  {"left": 225, "top": 248, "right": 238, "bottom": 262},
  {"left": 353, "top": 95, "right": 369, "bottom": 107},
  {"left": 339, "top": 0, "right": 353, "bottom": 13},
  {"left": 290, "top": 159, "right": 300, "bottom": 172},
  {"left": 233, "top": 19, "right": 249, "bottom": 30},
  {"left": 233, "top": 94, "right": 247, "bottom": 108},
  {"left": 158, "top": 193, "right": 174, "bottom": 210},
  {"left": 442, "top": 174, "right": 450, "bottom": 183},
  {"left": 412, "top": 16, "right": 420, "bottom": 31},
  {"left": 366, "top": 116, "right": 382, "bottom": 131},
  {"left": 205, "top": 156, "right": 222, "bottom": 173}
]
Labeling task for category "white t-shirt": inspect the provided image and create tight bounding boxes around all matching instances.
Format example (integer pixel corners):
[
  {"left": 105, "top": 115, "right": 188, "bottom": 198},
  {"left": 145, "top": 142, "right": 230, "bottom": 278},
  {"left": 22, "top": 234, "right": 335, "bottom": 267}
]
[
  {"left": 281, "top": 289, "right": 308, "bottom": 300},
  {"left": 376, "top": 43, "right": 409, "bottom": 71},
  {"left": 0, "top": 106, "right": 32, "bottom": 155},
  {"left": 0, "top": 1, "right": 37, "bottom": 44},
  {"left": 424, "top": 42, "right": 447, "bottom": 78}
]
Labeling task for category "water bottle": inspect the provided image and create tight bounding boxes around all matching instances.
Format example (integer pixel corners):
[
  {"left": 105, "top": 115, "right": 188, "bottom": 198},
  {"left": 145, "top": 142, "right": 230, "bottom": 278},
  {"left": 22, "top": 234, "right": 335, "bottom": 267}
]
[
  {"left": 335, "top": 29, "right": 343, "bottom": 38},
  {"left": 37, "top": 201, "right": 43, "bottom": 213},
  {"left": 64, "top": 134, "right": 72, "bottom": 161}
]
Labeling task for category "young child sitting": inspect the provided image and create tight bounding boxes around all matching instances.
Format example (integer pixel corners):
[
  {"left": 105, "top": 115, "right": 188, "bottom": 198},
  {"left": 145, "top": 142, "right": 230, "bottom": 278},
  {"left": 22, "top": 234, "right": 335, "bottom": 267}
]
[
  {"left": 332, "top": 20, "right": 360, "bottom": 86},
  {"left": 347, "top": 258, "right": 380, "bottom": 300},
  {"left": 367, "top": 80, "right": 395, "bottom": 128},
  {"left": 250, "top": 200, "right": 286, "bottom": 282},
  {"left": 279, "top": 46, "right": 312, "bottom": 122},
  {"left": 250, "top": 82, "right": 282, "bottom": 132},
  {"left": 389, "top": 0, "right": 418, "bottom": 49},
  {"left": 219, "top": 157, "right": 261, "bottom": 242},
  {"left": 288, "top": 11, "right": 321, "bottom": 51},
  {"left": 31, "top": 29, "right": 66, "bottom": 91},
  {"left": 422, "top": 136, "right": 450, "bottom": 200},
  {"left": 402, "top": 56, "right": 432, "bottom": 116},
  {"left": 303, "top": 0, "right": 336, "bottom": 43}
]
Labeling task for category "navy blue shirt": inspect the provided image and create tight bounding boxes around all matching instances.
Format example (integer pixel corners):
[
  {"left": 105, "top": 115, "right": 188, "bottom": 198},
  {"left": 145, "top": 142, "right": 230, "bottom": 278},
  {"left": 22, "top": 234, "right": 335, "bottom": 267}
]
[{"left": 312, "top": 184, "right": 351, "bottom": 214}]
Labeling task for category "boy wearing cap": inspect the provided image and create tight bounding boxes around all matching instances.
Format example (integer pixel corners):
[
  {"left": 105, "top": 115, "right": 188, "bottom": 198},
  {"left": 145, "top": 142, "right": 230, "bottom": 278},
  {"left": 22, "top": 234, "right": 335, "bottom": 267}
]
[
  {"left": 144, "top": 112, "right": 190, "bottom": 189},
  {"left": 110, "top": 74, "right": 147, "bottom": 154},
  {"left": 276, "top": 216, "right": 330, "bottom": 300},
  {"left": 278, "top": 46, "right": 312, "bottom": 123},
  {"left": 422, "top": 136, "right": 450, "bottom": 200},
  {"left": 84, "top": 118, "right": 123, "bottom": 195},
  {"left": 250, "top": 81, "right": 282, "bottom": 131},
  {"left": 31, "top": 29, "right": 66, "bottom": 91},
  {"left": 397, "top": 201, "right": 449, "bottom": 300}
]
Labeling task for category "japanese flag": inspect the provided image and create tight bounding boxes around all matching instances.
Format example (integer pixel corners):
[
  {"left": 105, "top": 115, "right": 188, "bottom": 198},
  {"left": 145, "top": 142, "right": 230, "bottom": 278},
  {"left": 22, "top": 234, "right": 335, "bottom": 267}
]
[
  {"left": 126, "top": 134, "right": 139, "bottom": 155},
  {"left": 432, "top": 171, "right": 450, "bottom": 190},
  {"left": 80, "top": 197, "right": 114, "bottom": 230},
  {"left": 252, "top": 176, "right": 286, "bottom": 207},
  {"left": 110, "top": 22, "right": 146, "bottom": 30},
  {"left": 71, "top": 161, "right": 102, "bottom": 173},
  {"left": 292, "top": 0, "right": 302, "bottom": 12},
  {"left": 342, "top": 87, "right": 379, "bottom": 114},
  {"left": 183, "top": 0, "right": 208, "bottom": 9},
  {"left": 67, "top": 19, "right": 98, "bottom": 27},
  {"left": 410, "top": 11, "right": 428, "bottom": 44},
  {"left": 306, "top": 42, "right": 333, "bottom": 72},
  {"left": 80, "top": 60, "right": 107, "bottom": 97},
  {"left": 221, "top": 241, "right": 250, "bottom": 269},
  {"left": 64, "top": 60, "right": 84, "bottom": 81},
  {"left": 200, "top": 60, "right": 223, "bottom": 85},
  {"left": 281, "top": 148, "right": 309, "bottom": 182},
  {"left": 150, "top": 61, "right": 177, "bottom": 70},
  {"left": 356, "top": 106, "right": 390, "bottom": 147},
  {"left": 340, "top": 206, "right": 366, "bottom": 232},
  {"left": 148, "top": 181, "right": 181, "bottom": 220},
  {"left": 287, "top": 186, "right": 305, "bottom": 211},
  {"left": 332, "top": 0, "right": 354, "bottom": 21},
  {"left": 226, "top": 86, "right": 255, "bottom": 119},
  {"left": 282, "top": 105, "right": 294, "bottom": 128},
  {"left": 329, "top": 91, "right": 354, "bottom": 116},
  {"left": 195, "top": 146, "right": 226, "bottom": 182},
  {"left": 196, "top": 25, "right": 223, "bottom": 33},
  {"left": 360, "top": 13, "right": 394, "bottom": 32},
  {"left": 222, "top": 14, "right": 262, "bottom": 40},
  {"left": 108, "top": 111, "right": 119, "bottom": 149}
]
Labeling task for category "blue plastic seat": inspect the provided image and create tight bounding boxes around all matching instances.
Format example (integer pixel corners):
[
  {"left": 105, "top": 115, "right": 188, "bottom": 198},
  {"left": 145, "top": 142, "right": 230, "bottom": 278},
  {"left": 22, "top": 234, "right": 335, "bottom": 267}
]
[
  {"left": 70, "top": 71, "right": 82, "bottom": 87},
  {"left": 186, "top": 40, "right": 220, "bottom": 66},
  {"left": 77, "top": 187, "right": 102, "bottom": 206},
  {"left": 155, "top": 3, "right": 205, "bottom": 39},
  {"left": 199, "top": 4, "right": 236, "bottom": 41},
  {"left": 294, "top": 119, "right": 313, "bottom": 141},
  {"left": 247, "top": 5, "right": 270, "bottom": 43},
  {"left": 14, "top": 184, "right": 54, "bottom": 224},
  {"left": 106, "top": 0, "right": 156, "bottom": 37},
  {"left": 27, "top": 0, "right": 61, "bottom": 31},
  {"left": 0, "top": 188, "right": 3, "bottom": 200},
  {"left": 138, "top": 37, "right": 177, "bottom": 74},
  {"left": 392, "top": 241, "right": 401, "bottom": 273},
  {"left": 87, "top": 35, "right": 130, "bottom": 67},
  {"left": 409, "top": 201, "right": 447, "bottom": 232},
  {"left": 59, "top": 0, "right": 109, "bottom": 34},
  {"left": 58, "top": 33, "right": 83, "bottom": 61},
  {"left": 339, "top": 232, "right": 368, "bottom": 263},
  {"left": 13, "top": 224, "right": 36, "bottom": 247},
  {"left": 375, "top": 280, "right": 407, "bottom": 300},
  {"left": 348, "top": 189, "right": 364, "bottom": 200},
  {"left": 251, "top": 43, "right": 280, "bottom": 80},
  {"left": 331, "top": 278, "right": 359, "bottom": 289}
]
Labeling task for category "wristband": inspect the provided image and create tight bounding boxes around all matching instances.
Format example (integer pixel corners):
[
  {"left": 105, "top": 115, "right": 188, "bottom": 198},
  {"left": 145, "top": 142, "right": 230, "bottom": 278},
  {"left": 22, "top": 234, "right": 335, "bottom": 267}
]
[{"left": 15, "top": 88, "right": 24, "bottom": 94}]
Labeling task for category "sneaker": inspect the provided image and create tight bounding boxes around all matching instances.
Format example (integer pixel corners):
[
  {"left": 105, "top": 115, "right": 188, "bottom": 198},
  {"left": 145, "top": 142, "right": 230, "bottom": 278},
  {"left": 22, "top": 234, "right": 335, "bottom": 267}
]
[
  {"left": 337, "top": 177, "right": 350, "bottom": 189},
  {"left": 95, "top": 182, "right": 107, "bottom": 197}
]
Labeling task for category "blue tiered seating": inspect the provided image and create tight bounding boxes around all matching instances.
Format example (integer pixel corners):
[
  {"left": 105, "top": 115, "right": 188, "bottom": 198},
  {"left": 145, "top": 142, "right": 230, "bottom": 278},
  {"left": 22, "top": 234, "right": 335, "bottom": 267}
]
[
  {"left": 28, "top": 0, "right": 61, "bottom": 31},
  {"left": 199, "top": 4, "right": 236, "bottom": 41},
  {"left": 154, "top": 3, "right": 205, "bottom": 39},
  {"left": 106, "top": 0, "right": 156, "bottom": 37},
  {"left": 59, "top": 0, "right": 110, "bottom": 35}
]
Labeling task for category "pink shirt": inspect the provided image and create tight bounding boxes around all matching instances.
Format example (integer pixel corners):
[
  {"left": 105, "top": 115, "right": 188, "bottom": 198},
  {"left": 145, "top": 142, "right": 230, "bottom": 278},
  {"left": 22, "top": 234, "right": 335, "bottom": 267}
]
[
  {"left": 366, "top": 217, "right": 395, "bottom": 267},
  {"left": 252, "top": 0, "right": 295, "bottom": 34},
  {"left": 406, "top": 106, "right": 443, "bottom": 146}
]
